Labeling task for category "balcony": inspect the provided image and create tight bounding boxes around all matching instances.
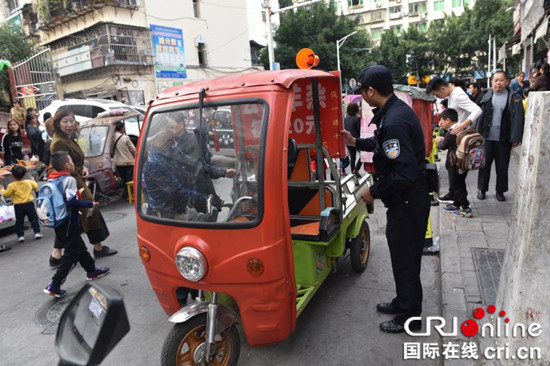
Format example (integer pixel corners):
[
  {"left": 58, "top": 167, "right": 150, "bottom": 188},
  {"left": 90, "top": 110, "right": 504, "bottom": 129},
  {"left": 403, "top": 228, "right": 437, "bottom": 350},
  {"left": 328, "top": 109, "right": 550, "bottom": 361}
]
[
  {"left": 38, "top": 0, "right": 139, "bottom": 30},
  {"left": 50, "top": 23, "right": 153, "bottom": 78}
]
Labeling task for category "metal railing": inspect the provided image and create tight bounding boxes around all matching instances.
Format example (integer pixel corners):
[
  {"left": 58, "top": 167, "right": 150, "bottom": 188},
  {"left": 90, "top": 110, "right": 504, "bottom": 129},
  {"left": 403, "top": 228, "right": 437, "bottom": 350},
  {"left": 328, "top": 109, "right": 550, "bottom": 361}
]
[{"left": 49, "top": 24, "right": 153, "bottom": 77}]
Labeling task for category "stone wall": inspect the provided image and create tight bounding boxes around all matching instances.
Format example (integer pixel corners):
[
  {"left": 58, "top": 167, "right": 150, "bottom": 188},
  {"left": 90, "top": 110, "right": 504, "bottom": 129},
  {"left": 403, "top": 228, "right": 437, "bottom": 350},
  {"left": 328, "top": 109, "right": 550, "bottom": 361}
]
[{"left": 495, "top": 91, "right": 550, "bottom": 365}]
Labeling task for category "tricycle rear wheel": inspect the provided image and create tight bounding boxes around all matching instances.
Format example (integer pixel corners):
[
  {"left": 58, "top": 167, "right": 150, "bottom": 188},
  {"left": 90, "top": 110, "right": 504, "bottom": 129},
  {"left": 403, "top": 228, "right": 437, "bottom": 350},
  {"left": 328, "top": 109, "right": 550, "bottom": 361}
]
[
  {"left": 350, "top": 220, "right": 371, "bottom": 273},
  {"left": 161, "top": 313, "right": 240, "bottom": 366}
]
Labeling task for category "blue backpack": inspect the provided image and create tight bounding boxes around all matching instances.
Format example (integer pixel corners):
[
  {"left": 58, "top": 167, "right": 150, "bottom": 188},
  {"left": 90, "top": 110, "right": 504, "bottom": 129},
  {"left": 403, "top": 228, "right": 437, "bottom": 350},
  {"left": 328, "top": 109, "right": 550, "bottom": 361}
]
[{"left": 36, "top": 176, "right": 69, "bottom": 228}]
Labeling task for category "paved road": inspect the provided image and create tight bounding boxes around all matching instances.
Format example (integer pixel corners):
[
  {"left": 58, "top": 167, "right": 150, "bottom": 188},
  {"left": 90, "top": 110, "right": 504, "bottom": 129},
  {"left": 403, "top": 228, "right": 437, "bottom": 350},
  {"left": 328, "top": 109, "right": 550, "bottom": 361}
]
[{"left": 0, "top": 195, "right": 442, "bottom": 365}]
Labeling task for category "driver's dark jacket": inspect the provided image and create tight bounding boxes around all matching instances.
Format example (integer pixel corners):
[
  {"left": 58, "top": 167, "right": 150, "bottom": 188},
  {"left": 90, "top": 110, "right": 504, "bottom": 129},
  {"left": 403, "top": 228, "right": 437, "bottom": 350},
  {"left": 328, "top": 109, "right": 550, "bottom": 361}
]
[
  {"left": 144, "top": 132, "right": 225, "bottom": 215},
  {"left": 355, "top": 94, "right": 426, "bottom": 207}
]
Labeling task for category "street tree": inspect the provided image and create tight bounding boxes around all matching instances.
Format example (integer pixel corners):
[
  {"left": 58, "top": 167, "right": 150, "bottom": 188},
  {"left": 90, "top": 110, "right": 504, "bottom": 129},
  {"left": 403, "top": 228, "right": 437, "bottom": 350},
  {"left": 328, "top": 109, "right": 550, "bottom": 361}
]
[
  {"left": 0, "top": 24, "right": 36, "bottom": 103},
  {"left": 265, "top": 0, "right": 374, "bottom": 83}
]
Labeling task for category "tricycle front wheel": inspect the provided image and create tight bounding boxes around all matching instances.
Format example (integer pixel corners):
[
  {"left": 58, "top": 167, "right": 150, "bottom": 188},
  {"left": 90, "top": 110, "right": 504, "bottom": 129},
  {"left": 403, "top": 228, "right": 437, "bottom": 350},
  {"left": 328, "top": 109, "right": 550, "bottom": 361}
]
[
  {"left": 161, "top": 314, "right": 240, "bottom": 366},
  {"left": 350, "top": 220, "right": 371, "bottom": 273}
]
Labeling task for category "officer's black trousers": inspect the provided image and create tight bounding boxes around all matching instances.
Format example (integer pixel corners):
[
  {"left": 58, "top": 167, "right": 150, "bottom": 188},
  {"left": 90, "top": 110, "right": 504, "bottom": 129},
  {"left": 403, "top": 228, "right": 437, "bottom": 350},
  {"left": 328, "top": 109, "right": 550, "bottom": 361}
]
[
  {"left": 386, "top": 185, "right": 430, "bottom": 320},
  {"left": 477, "top": 140, "right": 512, "bottom": 194}
]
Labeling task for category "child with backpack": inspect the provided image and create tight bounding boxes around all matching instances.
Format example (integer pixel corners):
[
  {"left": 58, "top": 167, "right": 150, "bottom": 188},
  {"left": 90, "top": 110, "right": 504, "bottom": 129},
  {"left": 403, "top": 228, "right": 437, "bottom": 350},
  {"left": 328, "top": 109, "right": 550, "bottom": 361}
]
[
  {"left": 41, "top": 151, "right": 109, "bottom": 298},
  {"left": 0, "top": 165, "right": 43, "bottom": 242},
  {"left": 435, "top": 108, "right": 474, "bottom": 218}
]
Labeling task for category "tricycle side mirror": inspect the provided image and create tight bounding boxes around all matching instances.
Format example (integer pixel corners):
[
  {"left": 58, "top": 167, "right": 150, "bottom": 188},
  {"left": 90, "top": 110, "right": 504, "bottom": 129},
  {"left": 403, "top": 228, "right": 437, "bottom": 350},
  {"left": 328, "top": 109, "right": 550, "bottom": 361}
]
[{"left": 55, "top": 283, "right": 129, "bottom": 366}]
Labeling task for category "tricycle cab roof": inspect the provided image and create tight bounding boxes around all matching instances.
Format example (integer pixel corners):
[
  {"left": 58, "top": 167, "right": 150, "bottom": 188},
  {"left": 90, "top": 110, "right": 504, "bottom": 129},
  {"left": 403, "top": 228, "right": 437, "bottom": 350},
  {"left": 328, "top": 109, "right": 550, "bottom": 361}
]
[{"left": 153, "top": 69, "right": 339, "bottom": 101}]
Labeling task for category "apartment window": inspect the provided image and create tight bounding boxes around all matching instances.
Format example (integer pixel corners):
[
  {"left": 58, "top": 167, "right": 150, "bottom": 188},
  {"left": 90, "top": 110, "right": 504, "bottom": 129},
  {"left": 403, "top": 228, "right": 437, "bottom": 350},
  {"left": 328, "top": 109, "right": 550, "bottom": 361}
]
[
  {"left": 370, "top": 11, "right": 384, "bottom": 22},
  {"left": 348, "top": 0, "right": 363, "bottom": 7},
  {"left": 409, "top": 2, "right": 427, "bottom": 14},
  {"left": 371, "top": 27, "right": 383, "bottom": 40},
  {"left": 389, "top": 6, "right": 401, "bottom": 14},
  {"left": 452, "top": 0, "right": 463, "bottom": 7},
  {"left": 193, "top": 0, "right": 200, "bottom": 18},
  {"left": 411, "top": 22, "right": 428, "bottom": 32},
  {"left": 434, "top": 0, "right": 444, "bottom": 11},
  {"left": 391, "top": 25, "right": 402, "bottom": 35},
  {"left": 198, "top": 42, "right": 207, "bottom": 67}
]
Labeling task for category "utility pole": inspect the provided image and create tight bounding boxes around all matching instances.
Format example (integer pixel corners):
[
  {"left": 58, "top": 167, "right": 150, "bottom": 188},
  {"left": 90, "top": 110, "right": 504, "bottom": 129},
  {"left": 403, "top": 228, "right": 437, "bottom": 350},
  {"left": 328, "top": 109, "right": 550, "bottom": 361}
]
[
  {"left": 336, "top": 31, "right": 358, "bottom": 90},
  {"left": 262, "top": 0, "right": 322, "bottom": 71}
]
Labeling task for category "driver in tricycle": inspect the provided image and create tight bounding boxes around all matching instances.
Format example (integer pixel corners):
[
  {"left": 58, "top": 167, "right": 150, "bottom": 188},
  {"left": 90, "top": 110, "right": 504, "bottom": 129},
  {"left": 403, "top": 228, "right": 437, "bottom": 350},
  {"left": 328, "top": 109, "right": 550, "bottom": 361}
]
[{"left": 143, "top": 111, "right": 238, "bottom": 222}]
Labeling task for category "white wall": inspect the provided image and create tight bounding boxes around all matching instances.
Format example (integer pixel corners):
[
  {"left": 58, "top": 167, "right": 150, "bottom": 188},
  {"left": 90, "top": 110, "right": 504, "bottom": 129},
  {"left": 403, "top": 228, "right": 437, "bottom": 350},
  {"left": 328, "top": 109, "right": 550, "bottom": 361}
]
[{"left": 146, "top": 0, "right": 253, "bottom": 90}]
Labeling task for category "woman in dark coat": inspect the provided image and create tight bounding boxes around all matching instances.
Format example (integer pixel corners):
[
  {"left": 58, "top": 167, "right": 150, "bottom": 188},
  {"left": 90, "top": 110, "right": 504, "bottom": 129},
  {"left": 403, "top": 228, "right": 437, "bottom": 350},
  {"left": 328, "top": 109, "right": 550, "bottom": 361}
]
[
  {"left": 344, "top": 102, "right": 362, "bottom": 176},
  {"left": 531, "top": 63, "right": 550, "bottom": 91},
  {"left": 49, "top": 108, "right": 117, "bottom": 267},
  {"left": 2, "top": 119, "right": 24, "bottom": 165},
  {"left": 26, "top": 113, "right": 45, "bottom": 162}
]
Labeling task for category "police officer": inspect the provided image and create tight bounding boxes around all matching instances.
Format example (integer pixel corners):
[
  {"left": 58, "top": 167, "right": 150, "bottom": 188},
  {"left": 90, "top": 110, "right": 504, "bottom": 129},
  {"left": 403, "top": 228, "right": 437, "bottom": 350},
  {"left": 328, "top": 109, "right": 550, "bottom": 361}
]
[{"left": 342, "top": 65, "right": 430, "bottom": 333}]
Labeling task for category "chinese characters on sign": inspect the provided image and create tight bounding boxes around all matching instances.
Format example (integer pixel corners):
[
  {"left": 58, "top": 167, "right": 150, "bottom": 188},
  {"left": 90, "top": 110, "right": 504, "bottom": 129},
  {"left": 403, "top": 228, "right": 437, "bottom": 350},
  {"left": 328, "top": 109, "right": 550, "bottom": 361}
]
[
  {"left": 150, "top": 24, "right": 187, "bottom": 79},
  {"left": 289, "top": 78, "right": 344, "bottom": 158}
]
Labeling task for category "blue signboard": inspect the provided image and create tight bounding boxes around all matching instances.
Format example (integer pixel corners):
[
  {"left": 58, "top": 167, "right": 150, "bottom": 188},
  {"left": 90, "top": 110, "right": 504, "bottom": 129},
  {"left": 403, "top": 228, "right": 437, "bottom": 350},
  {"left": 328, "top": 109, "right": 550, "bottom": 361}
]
[{"left": 150, "top": 24, "right": 187, "bottom": 79}]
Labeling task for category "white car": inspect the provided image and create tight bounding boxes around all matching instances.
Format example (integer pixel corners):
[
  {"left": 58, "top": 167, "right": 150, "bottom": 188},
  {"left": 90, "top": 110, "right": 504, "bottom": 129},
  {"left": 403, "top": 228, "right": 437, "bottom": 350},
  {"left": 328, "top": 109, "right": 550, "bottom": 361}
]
[{"left": 39, "top": 99, "right": 143, "bottom": 145}]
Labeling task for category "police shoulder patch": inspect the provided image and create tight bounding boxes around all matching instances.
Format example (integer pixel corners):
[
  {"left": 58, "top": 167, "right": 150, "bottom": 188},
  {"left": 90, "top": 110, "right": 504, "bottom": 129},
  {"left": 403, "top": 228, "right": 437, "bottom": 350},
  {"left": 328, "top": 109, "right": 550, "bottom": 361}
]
[{"left": 383, "top": 139, "right": 400, "bottom": 159}]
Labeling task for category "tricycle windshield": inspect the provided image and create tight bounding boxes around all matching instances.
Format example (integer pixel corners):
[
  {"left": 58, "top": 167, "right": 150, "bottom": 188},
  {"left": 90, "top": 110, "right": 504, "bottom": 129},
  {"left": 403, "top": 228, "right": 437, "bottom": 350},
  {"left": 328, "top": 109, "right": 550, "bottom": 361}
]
[
  {"left": 139, "top": 101, "right": 266, "bottom": 226},
  {"left": 78, "top": 125, "right": 109, "bottom": 158}
]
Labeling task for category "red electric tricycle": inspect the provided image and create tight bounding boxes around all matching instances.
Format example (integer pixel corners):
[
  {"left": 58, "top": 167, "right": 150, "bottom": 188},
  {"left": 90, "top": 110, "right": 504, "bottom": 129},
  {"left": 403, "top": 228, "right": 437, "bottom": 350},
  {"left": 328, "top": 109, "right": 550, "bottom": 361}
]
[{"left": 135, "top": 69, "right": 374, "bottom": 365}]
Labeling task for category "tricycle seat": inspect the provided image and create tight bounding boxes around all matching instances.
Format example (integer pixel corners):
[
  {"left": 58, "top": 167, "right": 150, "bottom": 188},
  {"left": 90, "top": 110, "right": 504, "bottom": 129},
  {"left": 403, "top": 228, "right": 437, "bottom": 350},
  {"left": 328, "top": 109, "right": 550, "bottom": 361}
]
[{"left": 290, "top": 207, "right": 340, "bottom": 242}]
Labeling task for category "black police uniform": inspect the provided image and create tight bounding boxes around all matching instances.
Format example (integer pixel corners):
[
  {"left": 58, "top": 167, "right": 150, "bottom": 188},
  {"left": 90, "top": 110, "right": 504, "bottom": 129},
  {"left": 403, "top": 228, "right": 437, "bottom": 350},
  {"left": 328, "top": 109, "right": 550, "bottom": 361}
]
[{"left": 356, "top": 94, "right": 430, "bottom": 323}]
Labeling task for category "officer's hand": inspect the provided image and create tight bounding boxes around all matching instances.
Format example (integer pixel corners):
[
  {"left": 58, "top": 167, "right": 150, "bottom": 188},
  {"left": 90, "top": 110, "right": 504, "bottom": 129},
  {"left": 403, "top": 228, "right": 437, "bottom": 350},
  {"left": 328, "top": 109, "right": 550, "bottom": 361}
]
[
  {"left": 340, "top": 130, "right": 356, "bottom": 147},
  {"left": 512, "top": 142, "right": 520, "bottom": 148},
  {"left": 361, "top": 187, "right": 374, "bottom": 205},
  {"left": 225, "top": 169, "right": 240, "bottom": 178},
  {"left": 435, "top": 136, "right": 444, "bottom": 143}
]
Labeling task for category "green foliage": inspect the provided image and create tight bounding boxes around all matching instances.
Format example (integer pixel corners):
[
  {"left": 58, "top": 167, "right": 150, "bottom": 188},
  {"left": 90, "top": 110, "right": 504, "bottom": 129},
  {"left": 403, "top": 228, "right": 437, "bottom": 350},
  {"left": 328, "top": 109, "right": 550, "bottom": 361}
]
[
  {"left": 0, "top": 24, "right": 36, "bottom": 101},
  {"left": 264, "top": 0, "right": 374, "bottom": 83},
  {"left": 271, "top": 0, "right": 515, "bottom": 82},
  {"left": 0, "top": 24, "right": 36, "bottom": 62}
]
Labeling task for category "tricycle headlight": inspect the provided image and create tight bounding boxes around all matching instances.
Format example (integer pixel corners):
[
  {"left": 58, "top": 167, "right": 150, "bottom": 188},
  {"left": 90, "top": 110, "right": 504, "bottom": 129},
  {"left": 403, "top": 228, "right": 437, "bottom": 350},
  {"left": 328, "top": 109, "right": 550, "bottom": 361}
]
[{"left": 176, "top": 247, "right": 207, "bottom": 282}]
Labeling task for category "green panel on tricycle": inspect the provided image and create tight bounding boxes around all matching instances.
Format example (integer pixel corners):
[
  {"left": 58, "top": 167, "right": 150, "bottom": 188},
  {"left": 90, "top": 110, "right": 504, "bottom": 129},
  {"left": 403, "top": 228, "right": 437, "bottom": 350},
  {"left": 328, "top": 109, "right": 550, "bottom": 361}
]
[{"left": 292, "top": 243, "right": 327, "bottom": 286}]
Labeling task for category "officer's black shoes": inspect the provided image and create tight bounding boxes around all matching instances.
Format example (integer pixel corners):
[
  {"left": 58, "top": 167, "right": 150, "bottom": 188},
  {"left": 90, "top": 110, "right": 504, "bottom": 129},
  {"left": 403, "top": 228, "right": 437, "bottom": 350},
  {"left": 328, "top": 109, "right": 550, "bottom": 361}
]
[
  {"left": 379, "top": 318, "right": 422, "bottom": 334},
  {"left": 477, "top": 190, "right": 486, "bottom": 200},
  {"left": 376, "top": 302, "right": 406, "bottom": 315},
  {"left": 496, "top": 192, "right": 506, "bottom": 202}
]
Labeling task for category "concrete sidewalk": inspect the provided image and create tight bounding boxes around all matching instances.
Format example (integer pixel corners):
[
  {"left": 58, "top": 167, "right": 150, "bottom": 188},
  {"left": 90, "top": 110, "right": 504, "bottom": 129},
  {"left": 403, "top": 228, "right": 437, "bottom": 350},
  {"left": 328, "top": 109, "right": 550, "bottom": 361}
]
[{"left": 437, "top": 149, "right": 519, "bottom": 366}]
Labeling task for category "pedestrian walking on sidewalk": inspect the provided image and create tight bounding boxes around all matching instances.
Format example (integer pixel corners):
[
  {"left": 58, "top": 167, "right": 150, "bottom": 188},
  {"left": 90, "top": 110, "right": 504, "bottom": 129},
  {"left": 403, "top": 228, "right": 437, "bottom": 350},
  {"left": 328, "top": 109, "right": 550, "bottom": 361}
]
[
  {"left": 43, "top": 151, "right": 109, "bottom": 299},
  {"left": 49, "top": 108, "right": 117, "bottom": 268},
  {"left": 342, "top": 65, "right": 430, "bottom": 333},
  {"left": 112, "top": 121, "right": 135, "bottom": 200},
  {"left": 435, "top": 108, "right": 473, "bottom": 218},
  {"left": 343, "top": 102, "right": 362, "bottom": 176},
  {"left": 476, "top": 71, "right": 524, "bottom": 202},
  {"left": 426, "top": 77, "right": 482, "bottom": 204}
]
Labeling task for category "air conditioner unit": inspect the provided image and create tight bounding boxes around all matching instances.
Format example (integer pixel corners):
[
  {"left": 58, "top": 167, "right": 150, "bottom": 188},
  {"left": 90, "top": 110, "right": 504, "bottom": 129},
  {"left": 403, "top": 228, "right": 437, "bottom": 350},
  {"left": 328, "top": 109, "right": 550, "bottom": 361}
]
[
  {"left": 376, "top": 3, "right": 382, "bottom": 8},
  {"left": 420, "top": 12, "right": 427, "bottom": 19},
  {"left": 396, "top": 0, "right": 401, "bottom": 3}
]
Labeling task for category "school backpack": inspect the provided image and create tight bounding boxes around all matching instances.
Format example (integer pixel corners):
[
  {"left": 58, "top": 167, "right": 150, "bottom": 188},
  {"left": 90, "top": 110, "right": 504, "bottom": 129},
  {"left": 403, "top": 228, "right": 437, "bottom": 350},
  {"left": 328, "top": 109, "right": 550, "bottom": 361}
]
[
  {"left": 456, "top": 128, "right": 486, "bottom": 171},
  {"left": 36, "top": 176, "right": 69, "bottom": 227}
]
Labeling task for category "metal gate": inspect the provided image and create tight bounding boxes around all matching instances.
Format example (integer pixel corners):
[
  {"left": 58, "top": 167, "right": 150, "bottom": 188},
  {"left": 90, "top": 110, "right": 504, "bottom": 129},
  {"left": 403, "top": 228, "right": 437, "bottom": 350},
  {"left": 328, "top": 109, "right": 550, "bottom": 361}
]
[{"left": 12, "top": 48, "right": 58, "bottom": 110}]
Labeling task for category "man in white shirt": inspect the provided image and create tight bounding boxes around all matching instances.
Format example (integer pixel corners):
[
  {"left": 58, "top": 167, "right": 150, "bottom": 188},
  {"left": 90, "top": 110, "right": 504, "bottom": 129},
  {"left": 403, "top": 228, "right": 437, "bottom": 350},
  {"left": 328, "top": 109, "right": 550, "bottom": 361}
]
[{"left": 426, "top": 78, "right": 482, "bottom": 203}]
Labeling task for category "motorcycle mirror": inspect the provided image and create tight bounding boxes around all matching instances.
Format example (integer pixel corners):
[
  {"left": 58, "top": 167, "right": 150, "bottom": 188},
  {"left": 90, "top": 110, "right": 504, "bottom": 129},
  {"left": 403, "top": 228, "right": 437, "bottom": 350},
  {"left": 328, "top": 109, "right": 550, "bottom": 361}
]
[{"left": 55, "top": 283, "right": 129, "bottom": 366}]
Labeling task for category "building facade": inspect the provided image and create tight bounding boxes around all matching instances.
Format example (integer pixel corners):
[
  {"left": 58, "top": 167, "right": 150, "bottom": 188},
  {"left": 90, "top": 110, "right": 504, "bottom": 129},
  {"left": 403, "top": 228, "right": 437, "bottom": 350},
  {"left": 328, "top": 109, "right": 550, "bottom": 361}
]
[
  {"left": 510, "top": 0, "right": 549, "bottom": 74},
  {"left": 295, "top": 0, "right": 473, "bottom": 44},
  {"left": 1, "top": 0, "right": 257, "bottom": 104}
]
